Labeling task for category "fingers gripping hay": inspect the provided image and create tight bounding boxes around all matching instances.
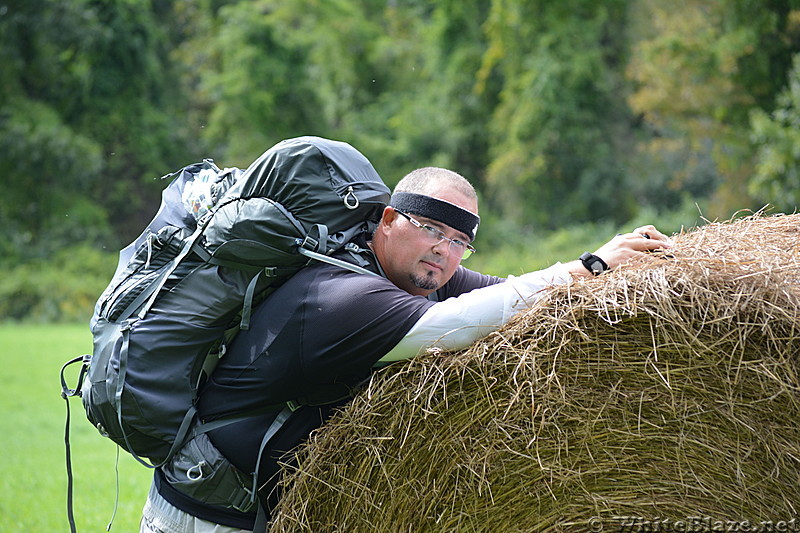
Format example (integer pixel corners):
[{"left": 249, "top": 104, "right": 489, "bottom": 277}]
[{"left": 271, "top": 214, "right": 800, "bottom": 532}]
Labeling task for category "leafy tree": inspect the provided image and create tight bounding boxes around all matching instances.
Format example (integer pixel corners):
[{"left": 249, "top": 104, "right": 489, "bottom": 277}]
[
  {"left": 0, "top": 0, "right": 202, "bottom": 258},
  {"left": 0, "top": 0, "right": 108, "bottom": 263},
  {"left": 191, "top": 0, "right": 494, "bottom": 188},
  {"left": 355, "top": 0, "right": 494, "bottom": 187},
  {"left": 478, "top": 0, "right": 637, "bottom": 229},
  {"left": 627, "top": 0, "right": 800, "bottom": 218},
  {"left": 3, "top": 0, "right": 800, "bottom": 283},
  {"left": 69, "top": 0, "right": 199, "bottom": 240},
  {"left": 194, "top": 0, "right": 332, "bottom": 165},
  {"left": 0, "top": 98, "right": 107, "bottom": 263},
  {"left": 750, "top": 53, "right": 800, "bottom": 212}
]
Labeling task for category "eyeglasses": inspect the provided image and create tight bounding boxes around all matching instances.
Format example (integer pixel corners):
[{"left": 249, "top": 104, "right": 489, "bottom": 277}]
[{"left": 395, "top": 209, "right": 476, "bottom": 259}]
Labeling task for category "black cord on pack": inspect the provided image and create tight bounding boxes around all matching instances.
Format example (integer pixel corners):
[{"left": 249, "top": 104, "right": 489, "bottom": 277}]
[
  {"left": 107, "top": 446, "right": 120, "bottom": 531},
  {"left": 61, "top": 355, "right": 90, "bottom": 533},
  {"left": 64, "top": 388, "right": 78, "bottom": 533}
]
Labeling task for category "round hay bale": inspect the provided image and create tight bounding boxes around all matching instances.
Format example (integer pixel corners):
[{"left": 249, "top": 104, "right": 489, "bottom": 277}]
[{"left": 271, "top": 214, "right": 800, "bottom": 532}]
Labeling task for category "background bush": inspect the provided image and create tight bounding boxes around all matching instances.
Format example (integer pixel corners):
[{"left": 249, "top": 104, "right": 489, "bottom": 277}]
[{"left": 0, "top": 245, "right": 116, "bottom": 323}]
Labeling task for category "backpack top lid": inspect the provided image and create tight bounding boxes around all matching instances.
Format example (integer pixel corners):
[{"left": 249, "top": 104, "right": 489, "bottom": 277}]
[
  {"left": 227, "top": 136, "right": 390, "bottom": 228},
  {"left": 200, "top": 136, "right": 391, "bottom": 261}
]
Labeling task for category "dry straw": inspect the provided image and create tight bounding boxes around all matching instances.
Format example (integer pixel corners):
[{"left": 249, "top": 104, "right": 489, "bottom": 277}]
[{"left": 271, "top": 213, "right": 800, "bottom": 532}]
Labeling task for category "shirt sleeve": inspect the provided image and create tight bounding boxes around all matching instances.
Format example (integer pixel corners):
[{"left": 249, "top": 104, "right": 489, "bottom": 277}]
[
  {"left": 378, "top": 263, "right": 572, "bottom": 363},
  {"left": 434, "top": 265, "right": 505, "bottom": 299}
]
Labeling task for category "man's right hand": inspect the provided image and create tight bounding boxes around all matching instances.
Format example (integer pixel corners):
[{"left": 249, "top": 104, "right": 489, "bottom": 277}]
[{"left": 567, "top": 225, "right": 673, "bottom": 278}]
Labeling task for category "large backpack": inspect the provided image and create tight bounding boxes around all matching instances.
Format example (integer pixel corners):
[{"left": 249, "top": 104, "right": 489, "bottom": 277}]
[{"left": 62, "top": 136, "right": 390, "bottom": 470}]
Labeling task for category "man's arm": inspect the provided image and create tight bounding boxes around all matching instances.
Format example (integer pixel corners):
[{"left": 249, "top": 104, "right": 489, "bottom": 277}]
[
  {"left": 379, "top": 225, "right": 673, "bottom": 362},
  {"left": 379, "top": 263, "right": 571, "bottom": 362}
]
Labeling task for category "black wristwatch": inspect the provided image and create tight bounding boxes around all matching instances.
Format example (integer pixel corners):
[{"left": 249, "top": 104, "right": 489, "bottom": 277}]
[{"left": 579, "top": 252, "right": 609, "bottom": 276}]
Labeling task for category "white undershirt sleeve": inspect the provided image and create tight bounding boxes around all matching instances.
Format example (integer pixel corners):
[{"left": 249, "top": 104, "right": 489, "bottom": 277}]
[{"left": 378, "top": 263, "right": 572, "bottom": 363}]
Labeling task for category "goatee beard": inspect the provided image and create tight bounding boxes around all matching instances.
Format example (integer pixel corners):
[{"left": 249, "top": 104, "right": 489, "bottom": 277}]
[{"left": 410, "top": 272, "right": 439, "bottom": 291}]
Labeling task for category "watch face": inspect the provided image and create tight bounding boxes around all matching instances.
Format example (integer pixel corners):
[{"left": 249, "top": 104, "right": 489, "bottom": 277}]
[{"left": 580, "top": 252, "right": 606, "bottom": 275}]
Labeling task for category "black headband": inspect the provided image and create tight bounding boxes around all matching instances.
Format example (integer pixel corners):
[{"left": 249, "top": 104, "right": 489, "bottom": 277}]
[{"left": 390, "top": 192, "right": 480, "bottom": 241}]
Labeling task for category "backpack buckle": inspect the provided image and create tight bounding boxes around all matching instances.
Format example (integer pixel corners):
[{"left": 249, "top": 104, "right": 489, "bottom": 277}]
[
  {"left": 298, "top": 224, "right": 329, "bottom": 254},
  {"left": 297, "top": 235, "right": 319, "bottom": 252}
]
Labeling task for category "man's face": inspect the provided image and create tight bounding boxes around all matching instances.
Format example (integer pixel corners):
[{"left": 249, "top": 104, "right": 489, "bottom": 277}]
[{"left": 376, "top": 188, "right": 477, "bottom": 297}]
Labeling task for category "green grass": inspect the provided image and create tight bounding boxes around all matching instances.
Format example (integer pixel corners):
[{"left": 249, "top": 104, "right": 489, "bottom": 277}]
[{"left": 0, "top": 324, "right": 152, "bottom": 532}]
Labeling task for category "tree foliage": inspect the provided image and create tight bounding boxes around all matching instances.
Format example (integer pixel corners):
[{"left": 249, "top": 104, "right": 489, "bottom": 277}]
[
  {"left": 626, "top": 0, "right": 800, "bottom": 217},
  {"left": 2, "top": 0, "right": 800, "bottom": 282},
  {"left": 750, "top": 52, "right": 800, "bottom": 211},
  {"left": 480, "top": 0, "right": 635, "bottom": 228},
  {"left": 0, "top": 0, "right": 197, "bottom": 260}
]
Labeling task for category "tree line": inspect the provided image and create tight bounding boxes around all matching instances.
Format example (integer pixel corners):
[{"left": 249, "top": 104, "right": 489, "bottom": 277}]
[{"left": 2, "top": 0, "right": 799, "bottom": 268}]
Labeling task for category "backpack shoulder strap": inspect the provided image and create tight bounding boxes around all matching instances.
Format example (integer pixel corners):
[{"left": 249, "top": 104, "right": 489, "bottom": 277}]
[{"left": 296, "top": 246, "right": 379, "bottom": 277}]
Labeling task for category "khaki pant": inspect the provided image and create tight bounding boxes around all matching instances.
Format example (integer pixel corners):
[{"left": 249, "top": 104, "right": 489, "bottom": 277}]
[{"left": 140, "top": 482, "right": 252, "bottom": 533}]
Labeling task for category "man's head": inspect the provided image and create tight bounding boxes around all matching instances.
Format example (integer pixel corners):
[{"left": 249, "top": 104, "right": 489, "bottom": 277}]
[{"left": 371, "top": 167, "right": 479, "bottom": 297}]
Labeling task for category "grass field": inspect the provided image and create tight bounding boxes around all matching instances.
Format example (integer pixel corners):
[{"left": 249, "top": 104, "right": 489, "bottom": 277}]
[{"left": 0, "top": 324, "right": 152, "bottom": 532}]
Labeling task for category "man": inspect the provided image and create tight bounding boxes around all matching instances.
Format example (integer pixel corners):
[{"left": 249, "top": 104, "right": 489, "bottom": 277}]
[{"left": 141, "top": 167, "right": 671, "bottom": 532}]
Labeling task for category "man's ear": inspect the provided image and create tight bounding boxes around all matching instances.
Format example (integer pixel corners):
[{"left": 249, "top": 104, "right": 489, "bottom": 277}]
[{"left": 379, "top": 206, "right": 397, "bottom": 231}]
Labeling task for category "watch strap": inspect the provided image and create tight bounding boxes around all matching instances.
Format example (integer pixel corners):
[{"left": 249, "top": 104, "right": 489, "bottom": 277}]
[{"left": 580, "top": 252, "right": 608, "bottom": 276}]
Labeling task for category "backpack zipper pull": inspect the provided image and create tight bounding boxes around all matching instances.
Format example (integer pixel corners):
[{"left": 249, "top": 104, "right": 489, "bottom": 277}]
[{"left": 343, "top": 186, "right": 359, "bottom": 210}]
